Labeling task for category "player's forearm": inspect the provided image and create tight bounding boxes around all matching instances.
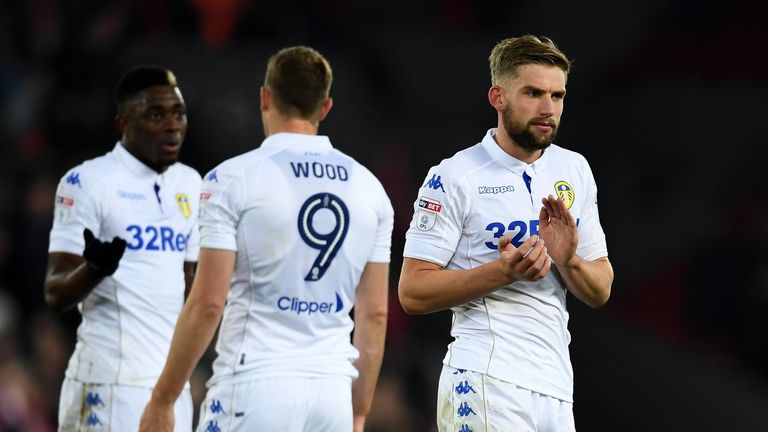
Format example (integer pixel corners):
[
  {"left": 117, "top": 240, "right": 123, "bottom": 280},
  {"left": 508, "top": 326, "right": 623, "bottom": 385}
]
[
  {"left": 351, "top": 309, "right": 387, "bottom": 420},
  {"left": 44, "top": 263, "right": 103, "bottom": 312},
  {"left": 150, "top": 298, "right": 223, "bottom": 405},
  {"left": 557, "top": 256, "right": 613, "bottom": 308},
  {"left": 399, "top": 259, "right": 510, "bottom": 314}
]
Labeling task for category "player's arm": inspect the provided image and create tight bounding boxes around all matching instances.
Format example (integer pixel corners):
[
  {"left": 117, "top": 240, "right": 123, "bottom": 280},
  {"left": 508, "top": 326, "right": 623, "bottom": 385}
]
[
  {"left": 44, "top": 252, "right": 101, "bottom": 312},
  {"left": 44, "top": 229, "right": 127, "bottom": 312},
  {"left": 140, "top": 248, "right": 234, "bottom": 432},
  {"left": 182, "top": 261, "right": 196, "bottom": 300},
  {"left": 399, "top": 234, "right": 551, "bottom": 315},
  {"left": 539, "top": 195, "right": 613, "bottom": 308},
  {"left": 351, "top": 262, "right": 389, "bottom": 432},
  {"left": 557, "top": 256, "right": 613, "bottom": 308}
]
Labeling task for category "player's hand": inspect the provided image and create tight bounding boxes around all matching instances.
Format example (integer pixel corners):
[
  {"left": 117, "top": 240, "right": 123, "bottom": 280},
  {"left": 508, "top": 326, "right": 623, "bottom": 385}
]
[
  {"left": 82, "top": 228, "right": 126, "bottom": 277},
  {"left": 497, "top": 234, "right": 551, "bottom": 282},
  {"left": 139, "top": 400, "right": 174, "bottom": 432},
  {"left": 538, "top": 195, "right": 578, "bottom": 267}
]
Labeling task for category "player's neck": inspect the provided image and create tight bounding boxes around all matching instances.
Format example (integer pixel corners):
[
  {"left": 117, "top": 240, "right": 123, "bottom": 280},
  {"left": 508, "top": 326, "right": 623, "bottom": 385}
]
[
  {"left": 493, "top": 127, "right": 542, "bottom": 165},
  {"left": 265, "top": 116, "right": 319, "bottom": 137}
]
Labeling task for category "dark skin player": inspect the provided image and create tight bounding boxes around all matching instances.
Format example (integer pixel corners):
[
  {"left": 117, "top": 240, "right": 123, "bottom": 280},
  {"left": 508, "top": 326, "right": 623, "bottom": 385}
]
[{"left": 44, "top": 84, "right": 194, "bottom": 312}]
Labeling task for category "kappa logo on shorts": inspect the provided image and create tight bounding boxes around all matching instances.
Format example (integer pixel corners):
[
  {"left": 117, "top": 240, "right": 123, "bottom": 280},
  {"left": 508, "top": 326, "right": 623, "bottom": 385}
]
[
  {"left": 416, "top": 196, "right": 441, "bottom": 231},
  {"left": 554, "top": 181, "right": 575, "bottom": 209},
  {"left": 210, "top": 399, "right": 226, "bottom": 415},
  {"left": 205, "top": 421, "right": 222, "bottom": 432},
  {"left": 455, "top": 380, "right": 477, "bottom": 395},
  {"left": 457, "top": 402, "right": 477, "bottom": 418},
  {"left": 85, "top": 392, "right": 105, "bottom": 407},
  {"left": 86, "top": 413, "right": 102, "bottom": 426},
  {"left": 459, "top": 425, "right": 473, "bottom": 432}
]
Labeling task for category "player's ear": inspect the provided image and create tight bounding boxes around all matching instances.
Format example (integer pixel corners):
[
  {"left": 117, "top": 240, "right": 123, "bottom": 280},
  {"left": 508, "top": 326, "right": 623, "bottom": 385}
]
[
  {"left": 260, "top": 86, "right": 270, "bottom": 112},
  {"left": 488, "top": 85, "right": 504, "bottom": 112},
  {"left": 318, "top": 97, "right": 333, "bottom": 122},
  {"left": 115, "top": 113, "right": 127, "bottom": 134}
]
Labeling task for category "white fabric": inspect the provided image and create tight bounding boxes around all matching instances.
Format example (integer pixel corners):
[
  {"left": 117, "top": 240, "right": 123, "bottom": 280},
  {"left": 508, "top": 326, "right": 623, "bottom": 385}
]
[
  {"left": 57, "top": 377, "right": 193, "bottom": 431},
  {"left": 49, "top": 142, "right": 201, "bottom": 387},
  {"left": 404, "top": 129, "right": 608, "bottom": 402},
  {"left": 436, "top": 365, "right": 575, "bottom": 432},
  {"left": 198, "top": 132, "right": 393, "bottom": 386},
  {"left": 197, "top": 376, "right": 352, "bottom": 432}
]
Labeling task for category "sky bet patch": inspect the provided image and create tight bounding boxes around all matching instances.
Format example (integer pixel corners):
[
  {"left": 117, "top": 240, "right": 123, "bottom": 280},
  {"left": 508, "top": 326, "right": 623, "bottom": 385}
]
[{"left": 417, "top": 196, "right": 441, "bottom": 231}]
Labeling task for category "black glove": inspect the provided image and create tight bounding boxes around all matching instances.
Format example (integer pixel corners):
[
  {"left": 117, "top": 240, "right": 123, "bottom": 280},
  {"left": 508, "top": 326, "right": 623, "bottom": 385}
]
[{"left": 83, "top": 228, "right": 127, "bottom": 277}]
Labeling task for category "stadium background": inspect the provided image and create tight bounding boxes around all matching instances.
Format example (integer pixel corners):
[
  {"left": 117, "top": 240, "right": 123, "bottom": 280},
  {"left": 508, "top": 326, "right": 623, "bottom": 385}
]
[{"left": 1, "top": 0, "right": 767, "bottom": 430}]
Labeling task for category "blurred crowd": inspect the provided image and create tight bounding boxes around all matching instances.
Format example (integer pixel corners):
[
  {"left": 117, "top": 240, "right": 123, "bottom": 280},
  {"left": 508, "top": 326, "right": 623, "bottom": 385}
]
[{"left": 2, "top": 0, "right": 768, "bottom": 431}]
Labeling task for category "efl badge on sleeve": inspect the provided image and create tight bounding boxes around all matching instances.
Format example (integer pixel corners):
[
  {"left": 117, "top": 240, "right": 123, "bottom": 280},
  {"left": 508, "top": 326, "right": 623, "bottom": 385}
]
[
  {"left": 416, "top": 196, "right": 442, "bottom": 231},
  {"left": 554, "top": 181, "right": 574, "bottom": 209},
  {"left": 176, "top": 193, "right": 191, "bottom": 219}
]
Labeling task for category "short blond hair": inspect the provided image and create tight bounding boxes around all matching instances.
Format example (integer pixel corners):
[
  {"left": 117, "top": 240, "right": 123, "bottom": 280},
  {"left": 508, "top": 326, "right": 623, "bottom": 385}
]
[
  {"left": 489, "top": 35, "right": 571, "bottom": 85},
  {"left": 265, "top": 46, "right": 333, "bottom": 119}
]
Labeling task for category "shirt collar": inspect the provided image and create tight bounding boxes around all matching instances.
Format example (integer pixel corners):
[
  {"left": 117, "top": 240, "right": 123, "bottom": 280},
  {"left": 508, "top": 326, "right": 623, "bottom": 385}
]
[
  {"left": 260, "top": 132, "right": 333, "bottom": 151},
  {"left": 113, "top": 142, "right": 163, "bottom": 179},
  {"left": 480, "top": 128, "right": 549, "bottom": 177}
]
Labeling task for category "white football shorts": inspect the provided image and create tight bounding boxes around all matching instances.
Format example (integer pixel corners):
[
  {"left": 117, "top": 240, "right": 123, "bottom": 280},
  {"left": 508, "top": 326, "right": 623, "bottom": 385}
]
[
  {"left": 437, "top": 365, "right": 575, "bottom": 432},
  {"left": 197, "top": 376, "right": 353, "bottom": 432},
  {"left": 57, "top": 377, "right": 192, "bottom": 431}
]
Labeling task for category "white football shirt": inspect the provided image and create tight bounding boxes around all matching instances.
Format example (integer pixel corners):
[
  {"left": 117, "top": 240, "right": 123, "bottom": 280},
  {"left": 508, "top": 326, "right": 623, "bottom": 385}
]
[
  {"left": 49, "top": 142, "right": 201, "bottom": 387},
  {"left": 404, "top": 129, "right": 608, "bottom": 402},
  {"left": 199, "top": 132, "right": 393, "bottom": 386}
]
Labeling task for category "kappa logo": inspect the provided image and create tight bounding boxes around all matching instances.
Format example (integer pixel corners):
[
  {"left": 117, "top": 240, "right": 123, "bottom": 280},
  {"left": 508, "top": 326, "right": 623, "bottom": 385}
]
[
  {"left": 86, "top": 413, "right": 102, "bottom": 426},
  {"left": 210, "top": 399, "right": 226, "bottom": 415},
  {"left": 457, "top": 402, "right": 477, "bottom": 418},
  {"left": 206, "top": 170, "right": 218, "bottom": 183},
  {"left": 459, "top": 425, "right": 473, "bottom": 432},
  {"left": 66, "top": 172, "right": 81, "bottom": 188},
  {"left": 423, "top": 174, "right": 445, "bottom": 192},
  {"left": 554, "top": 181, "right": 575, "bottom": 209},
  {"left": 85, "top": 392, "right": 105, "bottom": 407},
  {"left": 478, "top": 185, "right": 514, "bottom": 194},
  {"left": 205, "top": 421, "right": 222, "bottom": 432},
  {"left": 117, "top": 190, "right": 146, "bottom": 200},
  {"left": 455, "top": 380, "right": 477, "bottom": 395}
]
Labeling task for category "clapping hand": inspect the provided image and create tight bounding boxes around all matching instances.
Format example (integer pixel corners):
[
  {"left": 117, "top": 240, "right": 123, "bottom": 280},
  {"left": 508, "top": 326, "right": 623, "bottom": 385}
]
[
  {"left": 538, "top": 195, "right": 578, "bottom": 267},
  {"left": 82, "top": 228, "right": 127, "bottom": 277}
]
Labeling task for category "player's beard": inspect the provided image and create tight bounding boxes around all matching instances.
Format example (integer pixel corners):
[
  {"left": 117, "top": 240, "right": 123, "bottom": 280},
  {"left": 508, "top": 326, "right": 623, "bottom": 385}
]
[{"left": 502, "top": 105, "right": 558, "bottom": 152}]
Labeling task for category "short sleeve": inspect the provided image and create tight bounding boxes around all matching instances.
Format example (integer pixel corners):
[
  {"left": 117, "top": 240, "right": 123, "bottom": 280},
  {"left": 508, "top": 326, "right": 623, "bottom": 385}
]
[
  {"left": 48, "top": 168, "right": 101, "bottom": 255},
  {"left": 402, "top": 166, "right": 466, "bottom": 267},
  {"left": 575, "top": 163, "right": 608, "bottom": 261},
  {"left": 185, "top": 210, "right": 201, "bottom": 262},
  {"left": 199, "top": 167, "right": 242, "bottom": 251},
  {"left": 367, "top": 183, "right": 394, "bottom": 263}
]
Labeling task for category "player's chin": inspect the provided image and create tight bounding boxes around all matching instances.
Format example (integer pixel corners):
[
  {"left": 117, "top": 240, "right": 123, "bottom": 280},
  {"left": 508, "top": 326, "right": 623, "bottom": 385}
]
[{"left": 157, "top": 153, "right": 180, "bottom": 167}]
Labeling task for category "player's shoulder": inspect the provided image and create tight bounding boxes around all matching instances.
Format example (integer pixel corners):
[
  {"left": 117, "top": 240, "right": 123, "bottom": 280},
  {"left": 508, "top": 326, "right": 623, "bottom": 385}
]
[
  {"left": 546, "top": 144, "right": 590, "bottom": 167},
  {"left": 428, "top": 142, "right": 491, "bottom": 184},
  {"left": 58, "top": 150, "right": 121, "bottom": 193},
  {"left": 201, "top": 147, "right": 268, "bottom": 189},
  {"left": 212, "top": 148, "right": 260, "bottom": 175},
  {"left": 168, "top": 161, "right": 202, "bottom": 181}
]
